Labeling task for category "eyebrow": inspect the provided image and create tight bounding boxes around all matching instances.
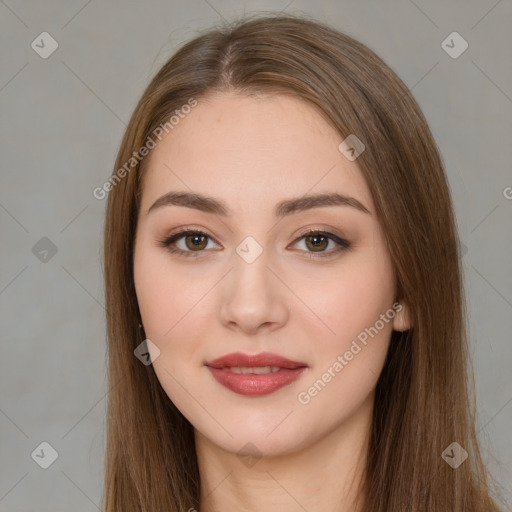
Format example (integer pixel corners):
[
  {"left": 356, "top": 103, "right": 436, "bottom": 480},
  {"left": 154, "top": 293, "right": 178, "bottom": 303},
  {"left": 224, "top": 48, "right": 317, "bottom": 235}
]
[{"left": 147, "top": 191, "right": 370, "bottom": 217}]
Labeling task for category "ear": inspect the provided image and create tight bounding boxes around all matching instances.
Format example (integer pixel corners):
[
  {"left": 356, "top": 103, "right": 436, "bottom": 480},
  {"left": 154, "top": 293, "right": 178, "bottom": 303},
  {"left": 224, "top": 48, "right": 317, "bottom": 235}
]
[{"left": 392, "top": 301, "right": 412, "bottom": 332}]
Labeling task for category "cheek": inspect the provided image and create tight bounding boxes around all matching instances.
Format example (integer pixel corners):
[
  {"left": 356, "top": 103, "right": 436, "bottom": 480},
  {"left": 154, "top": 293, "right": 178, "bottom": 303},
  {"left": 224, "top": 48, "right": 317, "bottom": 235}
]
[
  {"left": 292, "top": 246, "right": 396, "bottom": 410},
  {"left": 298, "top": 256, "right": 395, "bottom": 346},
  {"left": 294, "top": 277, "right": 394, "bottom": 418},
  {"left": 133, "top": 246, "right": 223, "bottom": 421},
  {"left": 134, "top": 241, "right": 208, "bottom": 340},
  {"left": 134, "top": 245, "right": 209, "bottom": 401}
]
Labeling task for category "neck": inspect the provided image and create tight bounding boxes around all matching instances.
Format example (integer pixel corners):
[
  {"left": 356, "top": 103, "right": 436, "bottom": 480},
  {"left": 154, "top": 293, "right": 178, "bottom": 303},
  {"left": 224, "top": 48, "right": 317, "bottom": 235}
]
[{"left": 195, "top": 392, "right": 373, "bottom": 512}]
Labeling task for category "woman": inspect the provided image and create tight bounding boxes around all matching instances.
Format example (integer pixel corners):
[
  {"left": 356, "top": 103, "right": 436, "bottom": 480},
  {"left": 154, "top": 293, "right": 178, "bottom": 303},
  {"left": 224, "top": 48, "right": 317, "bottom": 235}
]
[{"left": 102, "top": 13, "right": 505, "bottom": 511}]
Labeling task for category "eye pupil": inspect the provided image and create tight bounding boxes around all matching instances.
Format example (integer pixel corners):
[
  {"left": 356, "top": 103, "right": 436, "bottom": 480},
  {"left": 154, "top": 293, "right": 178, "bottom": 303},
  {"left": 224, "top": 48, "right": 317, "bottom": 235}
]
[
  {"left": 186, "top": 234, "right": 207, "bottom": 250},
  {"left": 306, "top": 234, "right": 328, "bottom": 251}
]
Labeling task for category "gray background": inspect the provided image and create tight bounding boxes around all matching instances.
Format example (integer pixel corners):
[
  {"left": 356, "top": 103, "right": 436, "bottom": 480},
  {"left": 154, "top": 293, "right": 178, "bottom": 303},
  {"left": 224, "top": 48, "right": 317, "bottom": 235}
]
[{"left": 1, "top": 0, "right": 511, "bottom": 510}]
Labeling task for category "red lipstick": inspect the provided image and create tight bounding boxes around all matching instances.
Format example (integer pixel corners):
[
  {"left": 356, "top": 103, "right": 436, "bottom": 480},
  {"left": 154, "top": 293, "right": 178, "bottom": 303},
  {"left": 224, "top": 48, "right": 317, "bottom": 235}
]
[{"left": 205, "top": 352, "right": 308, "bottom": 396}]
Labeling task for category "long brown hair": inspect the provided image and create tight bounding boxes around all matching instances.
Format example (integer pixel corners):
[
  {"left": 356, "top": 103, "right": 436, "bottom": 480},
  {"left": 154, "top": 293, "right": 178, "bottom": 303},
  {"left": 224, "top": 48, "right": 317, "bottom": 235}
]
[{"left": 102, "top": 12, "right": 505, "bottom": 511}]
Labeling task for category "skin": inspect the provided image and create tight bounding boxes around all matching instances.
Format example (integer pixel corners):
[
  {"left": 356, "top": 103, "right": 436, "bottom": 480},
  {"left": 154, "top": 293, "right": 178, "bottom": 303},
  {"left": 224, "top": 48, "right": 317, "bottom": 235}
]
[{"left": 133, "top": 91, "right": 411, "bottom": 512}]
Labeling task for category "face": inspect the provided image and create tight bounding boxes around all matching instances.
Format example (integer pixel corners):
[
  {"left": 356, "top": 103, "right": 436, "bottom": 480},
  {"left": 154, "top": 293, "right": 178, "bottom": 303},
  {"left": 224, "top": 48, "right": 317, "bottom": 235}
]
[{"left": 133, "top": 91, "right": 409, "bottom": 457}]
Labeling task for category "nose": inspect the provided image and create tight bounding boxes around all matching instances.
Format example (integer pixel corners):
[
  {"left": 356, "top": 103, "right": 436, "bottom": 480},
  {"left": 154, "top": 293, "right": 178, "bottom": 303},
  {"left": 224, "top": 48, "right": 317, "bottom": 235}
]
[{"left": 219, "top": 250, "right": 290, "bottom": 335}]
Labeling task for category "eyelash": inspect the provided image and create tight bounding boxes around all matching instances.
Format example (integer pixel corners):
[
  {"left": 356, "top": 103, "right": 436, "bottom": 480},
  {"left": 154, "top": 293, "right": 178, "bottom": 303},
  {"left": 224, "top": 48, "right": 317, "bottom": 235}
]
[{"left": 156, "top": 228, "right": 350, "bottom": 259}]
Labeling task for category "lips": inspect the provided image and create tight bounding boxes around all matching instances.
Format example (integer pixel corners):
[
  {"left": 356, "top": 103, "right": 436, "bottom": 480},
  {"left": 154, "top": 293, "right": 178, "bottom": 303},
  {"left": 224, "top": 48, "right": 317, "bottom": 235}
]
[
  {"left": 205, "top": 352, "right": 308, "bottom": 396},
  {"left": 205, "top": 351, "right": 308, "bottom": 370}
]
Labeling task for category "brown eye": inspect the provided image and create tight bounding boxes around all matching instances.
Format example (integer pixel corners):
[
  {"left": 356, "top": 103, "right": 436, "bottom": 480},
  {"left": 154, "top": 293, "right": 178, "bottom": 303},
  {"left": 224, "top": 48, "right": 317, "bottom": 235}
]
[
  {"left": 158, "top": 229, "right": 219, "bottom": 258},
  {"left": 184, "top": 233, "right": 208, "bottom": 251},
  {"left": 304, "top": 233, "right": 329, "bottom": 252},
  {"left": 158, "top": 229, "right": 349, "bottom": 259},
  {"left": 292, "top": 230, "right": 350, "bottom": 258}
]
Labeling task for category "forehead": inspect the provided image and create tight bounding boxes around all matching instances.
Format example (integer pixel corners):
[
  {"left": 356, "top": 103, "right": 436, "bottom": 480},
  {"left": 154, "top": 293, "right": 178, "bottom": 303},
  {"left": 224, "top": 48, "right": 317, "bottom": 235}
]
[{"left": 140, "top": 92, "right": 373, "bottom": 213}]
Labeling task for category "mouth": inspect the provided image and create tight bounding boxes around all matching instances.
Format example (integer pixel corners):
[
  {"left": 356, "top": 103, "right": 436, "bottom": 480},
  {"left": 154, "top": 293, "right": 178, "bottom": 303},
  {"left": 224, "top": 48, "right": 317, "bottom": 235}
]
[
  {"left": 218, "top": 366, "right": 282, "bottom": 374},
  {"left": 205, "top": 352, "right": 308, "bottom": 396}
]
